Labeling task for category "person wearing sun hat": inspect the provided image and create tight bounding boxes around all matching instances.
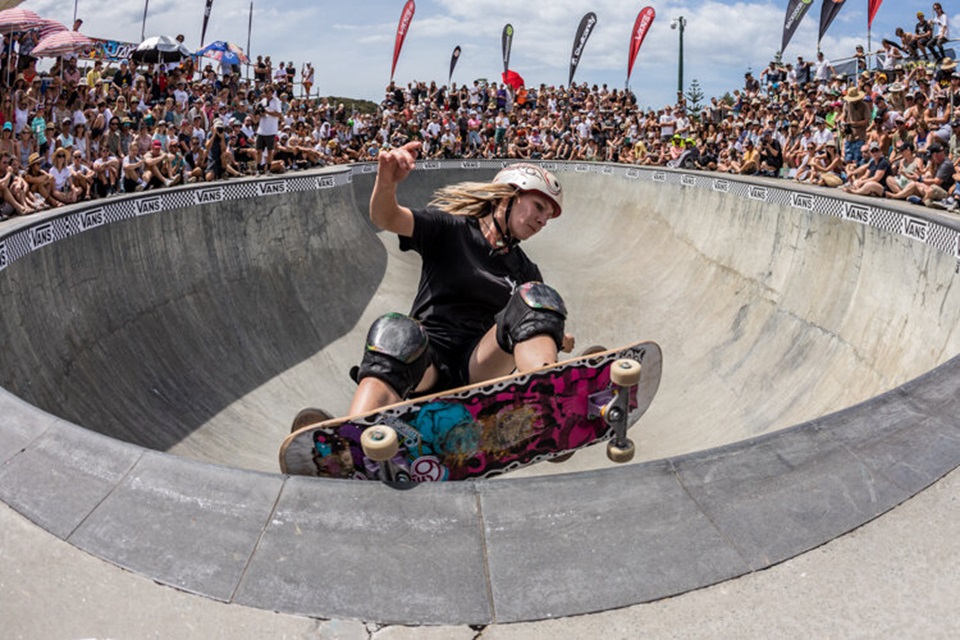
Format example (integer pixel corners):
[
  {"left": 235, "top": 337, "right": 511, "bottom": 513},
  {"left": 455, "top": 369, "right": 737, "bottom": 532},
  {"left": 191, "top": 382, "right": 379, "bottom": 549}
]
[
  {"left": 21, "top": 151, "right": 60, "bottom": 209},
  {"left": 841, "top": 86, "right": 871, "bottom": 167}
]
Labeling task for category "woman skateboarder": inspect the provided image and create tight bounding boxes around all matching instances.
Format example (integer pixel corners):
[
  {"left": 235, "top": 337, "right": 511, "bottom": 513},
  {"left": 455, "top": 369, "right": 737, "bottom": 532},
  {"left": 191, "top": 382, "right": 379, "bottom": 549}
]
[{"left": 348, "top": 141, "right": 574, "bottom": 416}]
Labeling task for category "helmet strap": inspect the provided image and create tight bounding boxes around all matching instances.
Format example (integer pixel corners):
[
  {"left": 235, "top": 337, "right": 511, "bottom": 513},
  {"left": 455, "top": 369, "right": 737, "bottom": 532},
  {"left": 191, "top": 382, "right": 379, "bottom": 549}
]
[{"left": 489, "top": 198, "right": 518, "bottom": 255}]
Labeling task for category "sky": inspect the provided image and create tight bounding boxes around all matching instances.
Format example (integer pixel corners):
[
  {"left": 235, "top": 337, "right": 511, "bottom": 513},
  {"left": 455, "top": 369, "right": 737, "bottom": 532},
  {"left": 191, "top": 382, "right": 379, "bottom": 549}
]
[{"left": 19, "top": 0, "right": 956, "bottom": 109}]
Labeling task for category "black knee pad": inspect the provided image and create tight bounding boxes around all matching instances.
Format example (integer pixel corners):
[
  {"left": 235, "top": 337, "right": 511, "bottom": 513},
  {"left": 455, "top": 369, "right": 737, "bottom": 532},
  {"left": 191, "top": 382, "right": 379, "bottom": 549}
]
[
  {"left": 495, "top": 282, "right": 567, "bottom": 354},
  {"left": 355, "top": 313, "right": 430, "bottom": 398}
]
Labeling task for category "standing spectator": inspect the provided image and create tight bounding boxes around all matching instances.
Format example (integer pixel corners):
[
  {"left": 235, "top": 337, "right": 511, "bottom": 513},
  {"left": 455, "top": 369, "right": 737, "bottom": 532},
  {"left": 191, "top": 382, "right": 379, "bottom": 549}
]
[
  {"left": 301, "top": 62, "right": 314, "bottom": 98},
  {"left": 255, "top": 84, "right": 282, "bottom": 173},
  {"left": 273, "top": 61, "right": 288, "bottom": 92},
  {"left": 112, "top": 61, "right": 134, "bottom": 91},
  {"left": 29, "top": 110, "right": 48, "bottom": 158},
  {"left": 931, "top": 3, "right": 950, "bottom": 62},
  {"left": 814, "top": 51, "right": 836, "bottom": 84},
  {"left": 840, "top": 87, "right": 871, "bottom": 167},
  {"left": 796, "top": 56, "right": 813, "bottom": 86},
  {"left": 916, "top": 11, "right": 935, "bottom": 61}
]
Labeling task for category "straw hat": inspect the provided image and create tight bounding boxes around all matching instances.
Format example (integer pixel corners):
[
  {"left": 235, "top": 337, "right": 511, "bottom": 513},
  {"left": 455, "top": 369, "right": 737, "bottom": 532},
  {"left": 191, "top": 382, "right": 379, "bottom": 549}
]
[
  {"left": 942, "top": 57, "right": 957, "bottom": 70},
  {"left": 27, "top": 152, "right": 41, "bottom": 166},
  {"left": 844, "top": 87, "right": 865, "bottom": 102}
]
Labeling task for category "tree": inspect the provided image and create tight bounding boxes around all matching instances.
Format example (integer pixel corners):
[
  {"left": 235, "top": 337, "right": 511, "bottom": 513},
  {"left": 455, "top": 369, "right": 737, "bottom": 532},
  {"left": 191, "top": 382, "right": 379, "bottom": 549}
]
[{"left": 685, "top": 78, "right": 705, "bottom": 116}]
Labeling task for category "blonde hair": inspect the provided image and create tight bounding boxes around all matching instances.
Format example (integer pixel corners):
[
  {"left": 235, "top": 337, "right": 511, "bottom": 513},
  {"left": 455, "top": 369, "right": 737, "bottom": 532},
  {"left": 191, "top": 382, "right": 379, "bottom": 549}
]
[{"left": 429, "top": 181, "right": 517, "bottom": 218}]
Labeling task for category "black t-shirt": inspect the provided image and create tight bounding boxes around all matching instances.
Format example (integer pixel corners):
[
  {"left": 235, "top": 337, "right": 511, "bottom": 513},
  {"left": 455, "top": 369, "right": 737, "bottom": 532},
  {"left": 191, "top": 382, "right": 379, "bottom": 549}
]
[
  {"left": 399, "top": 207, "right": 542, "bottom": 358},
  {"left": 867, "top": 156, "right": 892, "bottom": 189},
  {"left": 935, "top": 158, "right": 956, "bottom": 191}
]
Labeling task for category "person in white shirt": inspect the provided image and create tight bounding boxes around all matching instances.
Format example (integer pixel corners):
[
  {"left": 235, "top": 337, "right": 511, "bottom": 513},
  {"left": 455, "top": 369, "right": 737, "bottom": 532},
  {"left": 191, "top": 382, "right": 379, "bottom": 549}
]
[
  {"left": 814, "top": 51, "right": 836, "bottom": 84},
  {"left": 932, "top": 2, "right": 950, "bottom": 61},
  {"left": 255, "top": 84, "right": 283, "bottom": 173}
]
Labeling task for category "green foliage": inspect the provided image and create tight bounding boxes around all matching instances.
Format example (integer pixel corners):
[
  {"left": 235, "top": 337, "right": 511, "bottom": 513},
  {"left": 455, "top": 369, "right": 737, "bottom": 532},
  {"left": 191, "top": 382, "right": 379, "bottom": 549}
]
[
  {"left": 317, "top": 96, "right": 380, "bottom": 115},
  {"left": 685, "top": 79, "right": 705, "bottom": 114}
]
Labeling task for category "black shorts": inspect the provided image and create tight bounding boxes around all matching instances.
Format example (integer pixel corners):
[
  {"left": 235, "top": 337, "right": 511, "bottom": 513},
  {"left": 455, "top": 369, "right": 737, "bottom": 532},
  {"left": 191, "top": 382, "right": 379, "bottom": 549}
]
[
  {"left": 206, "top": 158, "right": 224, "bottom": 180},
  {"left": 418, "top": 331, "right": 486, "bottom": 395},
  {"left": 256, "top": 134, "right": 275, "bottom": 151}
]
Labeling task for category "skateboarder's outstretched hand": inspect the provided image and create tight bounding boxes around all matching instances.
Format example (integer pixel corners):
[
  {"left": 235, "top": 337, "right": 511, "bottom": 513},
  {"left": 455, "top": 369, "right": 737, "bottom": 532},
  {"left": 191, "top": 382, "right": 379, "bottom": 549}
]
[{"left": 376, "top": 141, "right": 421, "bottom": 186}]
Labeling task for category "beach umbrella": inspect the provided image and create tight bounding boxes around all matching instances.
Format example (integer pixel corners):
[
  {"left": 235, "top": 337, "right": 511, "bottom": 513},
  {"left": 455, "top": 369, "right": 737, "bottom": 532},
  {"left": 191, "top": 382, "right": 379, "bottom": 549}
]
[
  {"left": 36, "top": 18, "right": 67, "bottom": 41},
  {"left": 0, "top": 7, "right": 43, "bottom": 34},
  {"left": 30, "top": 30, "right": 92, "bottom": 58},
  {"left": 196, "top": 40, "right": 248, "bottom": 66},
  {"left": 132, "top": 35, "right": 191, "bottom": 64}
]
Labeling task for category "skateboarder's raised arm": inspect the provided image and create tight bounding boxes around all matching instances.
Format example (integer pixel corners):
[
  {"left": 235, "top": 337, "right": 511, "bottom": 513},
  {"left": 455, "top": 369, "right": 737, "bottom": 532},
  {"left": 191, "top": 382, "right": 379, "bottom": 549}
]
[{"left": 370, "top": 141, "right": 421, "bottom": 238}]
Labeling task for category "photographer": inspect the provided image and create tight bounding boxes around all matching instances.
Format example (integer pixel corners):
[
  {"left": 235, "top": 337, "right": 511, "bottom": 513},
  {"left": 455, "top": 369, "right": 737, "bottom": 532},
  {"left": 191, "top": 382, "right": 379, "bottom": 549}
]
[
  {"left": 254, "top": 84, "right": 283, "bottom": 174},
  {"left": 758, "top": 129, "right": 784, "bottom": 177},
  {"left": 205, "top": 118, "right": 228, "bottom": 182}
]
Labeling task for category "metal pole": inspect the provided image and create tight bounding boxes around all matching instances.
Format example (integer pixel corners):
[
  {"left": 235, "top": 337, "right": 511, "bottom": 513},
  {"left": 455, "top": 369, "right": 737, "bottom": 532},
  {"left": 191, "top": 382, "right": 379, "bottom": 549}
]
[
  {"left": 141, "top": 0, "right": 149, "bottom": 41},
  {"left": 678, "top": 17, "right": 684, "bottom": 96}
]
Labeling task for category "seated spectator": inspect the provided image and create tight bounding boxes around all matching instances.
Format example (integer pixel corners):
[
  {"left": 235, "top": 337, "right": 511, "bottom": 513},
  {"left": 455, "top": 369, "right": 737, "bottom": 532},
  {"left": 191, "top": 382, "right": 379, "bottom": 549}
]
[
  {"left": 21, "top": 151, "right": 61, "bottom": 208},
  {"left": 808, "top": 145, "right": 844, "bottom": 187},
  {"left": 739, "top": 139, "right": 760, "bottom": 174},
  {"left": 143, "top": 140, "right": 178, "bottom": 188},
  {"left": 0, "top": 152, "right": 40, "bottom": 217},
  {"left": 842, "top": 141, "right": 892, "bottom": 196},
  {"left": 887, "top": 142, "right": 924, "bottom": 193},
  {"left": 887, "top": 142, "right": 954, "bottom": 205},
  {"left": 48, "top": 147, "right": 81, "bottom": 204},
  {"left": 92, "top": 145, "right": 120, "bottom": 198},
  {"left": 121, "top": 144, "right": 145, "bottom": 193},
  {"left": 69, "top": 148, "right": 94, "bottom": 200}
]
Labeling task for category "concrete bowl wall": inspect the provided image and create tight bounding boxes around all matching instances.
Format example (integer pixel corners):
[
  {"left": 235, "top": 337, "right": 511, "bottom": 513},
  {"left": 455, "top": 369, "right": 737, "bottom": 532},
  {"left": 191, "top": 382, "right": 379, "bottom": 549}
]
[{"left": 0, "top": 162, "right": 958, "bottom": 625}]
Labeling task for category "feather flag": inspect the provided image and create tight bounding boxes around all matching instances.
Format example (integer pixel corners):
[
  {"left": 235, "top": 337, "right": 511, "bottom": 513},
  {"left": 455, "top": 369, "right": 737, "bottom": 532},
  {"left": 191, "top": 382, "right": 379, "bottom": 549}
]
[{"left": 391, "top": 0, "right": 415, "bottom": 81}]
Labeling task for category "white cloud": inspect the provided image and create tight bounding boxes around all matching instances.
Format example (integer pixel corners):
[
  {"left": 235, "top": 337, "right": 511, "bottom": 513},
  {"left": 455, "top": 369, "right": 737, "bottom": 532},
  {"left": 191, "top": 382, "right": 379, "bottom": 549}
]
[{"left": 17, "top": 0, "right": 943, "bottom": 109}]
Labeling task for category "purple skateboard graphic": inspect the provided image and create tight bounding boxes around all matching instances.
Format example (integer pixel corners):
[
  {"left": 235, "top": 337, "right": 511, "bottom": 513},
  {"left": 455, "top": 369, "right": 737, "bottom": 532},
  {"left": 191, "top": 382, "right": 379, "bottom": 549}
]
[{"left": 280, "top": 341, "right": 661, "bottom": 481}]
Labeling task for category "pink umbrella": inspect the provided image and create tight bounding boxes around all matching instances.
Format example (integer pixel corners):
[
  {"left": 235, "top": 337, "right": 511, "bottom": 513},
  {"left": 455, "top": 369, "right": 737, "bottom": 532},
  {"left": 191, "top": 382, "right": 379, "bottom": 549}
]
[
  {"left": 0, "top": 7, "right": 43, "bottom": 34},
  {"left": 36, "top": 18, "right": 67, "bottom": 41},
  {"left": 30, "top": 30, "right": 92, "bottom": 58}
]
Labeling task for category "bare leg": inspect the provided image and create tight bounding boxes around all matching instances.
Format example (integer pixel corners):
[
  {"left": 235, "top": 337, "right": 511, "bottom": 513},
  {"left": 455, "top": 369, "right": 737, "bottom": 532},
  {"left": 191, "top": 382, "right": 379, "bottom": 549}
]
[
  {"left": 469, "top": 326, "right": 560, "bottom": 383},
  {"left": 347, "top": 366, "right": 438, "bottom": 416}
]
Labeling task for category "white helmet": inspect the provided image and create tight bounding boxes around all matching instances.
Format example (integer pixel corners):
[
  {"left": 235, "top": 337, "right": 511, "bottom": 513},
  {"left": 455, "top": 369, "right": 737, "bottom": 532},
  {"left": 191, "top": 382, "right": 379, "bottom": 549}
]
[{"left": 493, "top": 163, "right": 563, "bottom": 217}]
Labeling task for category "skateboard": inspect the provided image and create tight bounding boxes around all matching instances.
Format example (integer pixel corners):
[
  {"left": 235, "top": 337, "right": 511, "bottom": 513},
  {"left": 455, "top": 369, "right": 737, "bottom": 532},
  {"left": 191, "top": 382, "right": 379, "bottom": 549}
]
[{"left": 279, "top": 341, "right": 661, "bottom": 482}]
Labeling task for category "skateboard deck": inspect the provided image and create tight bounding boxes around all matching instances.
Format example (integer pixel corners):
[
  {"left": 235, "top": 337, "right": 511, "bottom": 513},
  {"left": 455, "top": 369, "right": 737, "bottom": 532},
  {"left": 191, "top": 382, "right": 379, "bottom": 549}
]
[{"left": 280, "top": 340, "right": 661, "bottom": 482}]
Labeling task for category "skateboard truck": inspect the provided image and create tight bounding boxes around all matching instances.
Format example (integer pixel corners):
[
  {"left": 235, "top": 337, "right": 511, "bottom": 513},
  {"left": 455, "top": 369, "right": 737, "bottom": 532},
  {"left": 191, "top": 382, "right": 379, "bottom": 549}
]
[
  {"left": 598, "top": 358, "right": 642, "bottom": 463},
  {"left": 360, "top": 426, "right": 403, "bottom": 483}
]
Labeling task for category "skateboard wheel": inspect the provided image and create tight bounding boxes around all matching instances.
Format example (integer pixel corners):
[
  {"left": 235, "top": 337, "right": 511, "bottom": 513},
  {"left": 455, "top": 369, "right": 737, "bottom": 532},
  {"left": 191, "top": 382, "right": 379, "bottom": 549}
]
[
  {"left": 610, "top": 358, "right": 642, "bottom": 387},
  {"left": 607, "top": 438, "right": 636, "bottom": 463},
  {"left": 361, "top": 426, "right": 399, "bottom": 462}
]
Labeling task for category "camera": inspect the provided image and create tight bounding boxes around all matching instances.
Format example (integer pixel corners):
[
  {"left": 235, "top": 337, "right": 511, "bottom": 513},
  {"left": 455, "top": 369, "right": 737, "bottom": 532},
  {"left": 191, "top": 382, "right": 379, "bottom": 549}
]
[{"left": 254, "top": 103, "right": 266, "bottom": 116}]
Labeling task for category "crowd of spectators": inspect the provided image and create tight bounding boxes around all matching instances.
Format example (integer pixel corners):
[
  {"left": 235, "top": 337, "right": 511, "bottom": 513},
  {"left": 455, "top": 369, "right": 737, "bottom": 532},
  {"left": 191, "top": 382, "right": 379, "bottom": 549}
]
[{"left": 1, "top": 3, "right": 959, "bottom": 220}]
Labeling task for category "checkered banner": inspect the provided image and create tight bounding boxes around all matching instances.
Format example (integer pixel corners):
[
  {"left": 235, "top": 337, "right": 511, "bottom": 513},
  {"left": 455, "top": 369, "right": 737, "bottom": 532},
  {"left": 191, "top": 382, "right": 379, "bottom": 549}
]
[{"left": 2, "top": 163, "right": 959, "bottom": 275}]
